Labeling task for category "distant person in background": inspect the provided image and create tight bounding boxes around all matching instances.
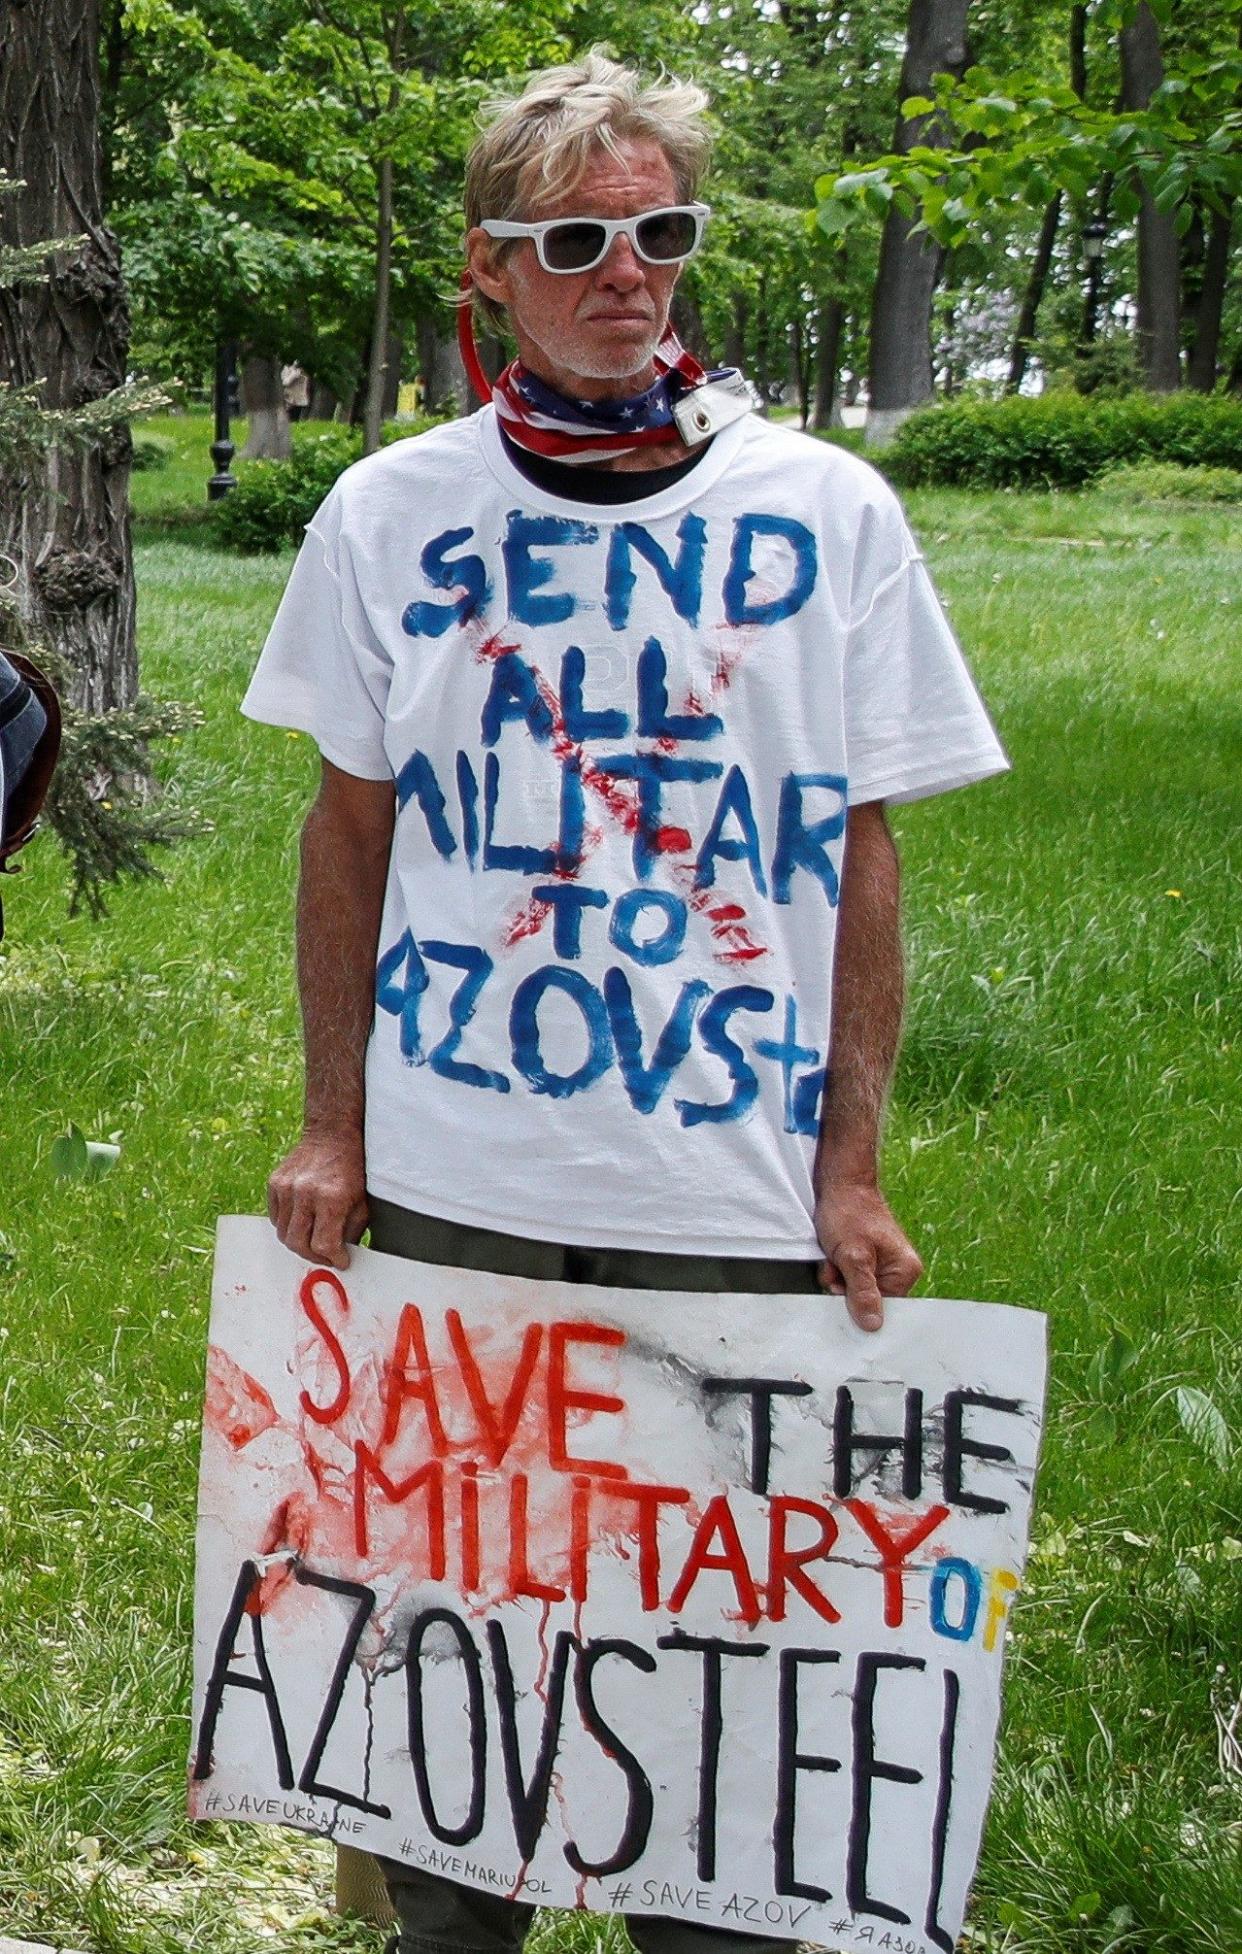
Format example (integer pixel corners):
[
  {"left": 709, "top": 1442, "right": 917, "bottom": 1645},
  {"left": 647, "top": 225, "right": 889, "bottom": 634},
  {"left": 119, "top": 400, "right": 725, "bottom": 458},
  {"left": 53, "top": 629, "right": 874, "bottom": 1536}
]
[{"left": 282, "top": 363, "right": 310, "bottom": 422}]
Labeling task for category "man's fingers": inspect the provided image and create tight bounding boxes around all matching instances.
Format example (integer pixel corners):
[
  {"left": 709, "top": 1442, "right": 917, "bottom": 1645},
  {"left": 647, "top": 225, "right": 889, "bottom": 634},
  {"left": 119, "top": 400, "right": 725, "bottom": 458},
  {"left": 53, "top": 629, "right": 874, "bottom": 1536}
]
[
  {"left": 823, "top": 1242, "right": 885, "bottom": 1332},
  {"left": 268, "top": 1173, "right": 297, "bottom": 1250},
  {"left": 842, "top": 1253, "right": 884, "bottom": 1333},
  {"left": 266, "top": 1136, "right": 366, "bottom": 1267},
  {"left": 815, "top": 1185, "right": 921, "bottom": 1333},
  {"left": 882, "top": 1243, "right": 924, "bottom": 1296},
  {"left": 309, "top": 1207, "right": 352, "bottom": 1270},
  {"left": 282, "top": 1187, "right": 319, "bottom": 1263}
]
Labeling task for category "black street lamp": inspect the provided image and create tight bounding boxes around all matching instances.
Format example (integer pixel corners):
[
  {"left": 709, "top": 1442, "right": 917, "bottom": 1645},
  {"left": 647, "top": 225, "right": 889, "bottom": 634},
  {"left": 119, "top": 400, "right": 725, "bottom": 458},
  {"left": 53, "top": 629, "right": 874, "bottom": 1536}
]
[
  {"left": 1082, "top": 219, "right": 1108, "bottom": 262},
  {"left": 207, "top": 339, "right": 238, "bottom": 500},
  {"left": 1081, "top": 219, "right": 1109, "bottom": 348}
]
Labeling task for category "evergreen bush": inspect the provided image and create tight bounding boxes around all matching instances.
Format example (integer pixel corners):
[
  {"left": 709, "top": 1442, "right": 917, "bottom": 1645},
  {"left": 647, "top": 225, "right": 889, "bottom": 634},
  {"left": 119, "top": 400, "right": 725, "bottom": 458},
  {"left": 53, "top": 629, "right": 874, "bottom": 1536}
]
[{"left": 883, "top": 393, "right": 1242, "bottom": 490}]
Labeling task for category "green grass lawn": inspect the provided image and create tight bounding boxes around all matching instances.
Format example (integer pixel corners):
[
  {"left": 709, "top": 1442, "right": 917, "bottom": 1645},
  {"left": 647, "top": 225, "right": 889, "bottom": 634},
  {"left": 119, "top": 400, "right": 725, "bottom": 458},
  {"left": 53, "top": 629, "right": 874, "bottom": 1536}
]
[{"left": 0, "top": 414, "right": 1238, "bottom": 1953}]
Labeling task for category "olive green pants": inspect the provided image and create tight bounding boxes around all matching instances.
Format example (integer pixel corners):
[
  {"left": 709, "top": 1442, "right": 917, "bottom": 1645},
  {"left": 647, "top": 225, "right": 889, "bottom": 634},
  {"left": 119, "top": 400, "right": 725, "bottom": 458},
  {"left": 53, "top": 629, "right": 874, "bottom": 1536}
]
[{"left": 366, "top": 1197, "right": 821, "bottom": 1954}]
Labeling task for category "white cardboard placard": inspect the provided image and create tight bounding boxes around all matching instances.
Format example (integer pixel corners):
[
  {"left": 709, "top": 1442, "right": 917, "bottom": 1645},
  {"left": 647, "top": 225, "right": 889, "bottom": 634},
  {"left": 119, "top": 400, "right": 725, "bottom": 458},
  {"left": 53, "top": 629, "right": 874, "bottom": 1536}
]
[{"left": 191, "top": 1217, "right": 1046, "bottom": 1954}]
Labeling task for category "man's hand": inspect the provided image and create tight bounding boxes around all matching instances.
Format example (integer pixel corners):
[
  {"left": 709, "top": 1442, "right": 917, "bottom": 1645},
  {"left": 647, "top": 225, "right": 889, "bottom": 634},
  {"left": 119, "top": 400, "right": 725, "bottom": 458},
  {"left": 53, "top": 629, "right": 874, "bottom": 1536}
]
[
  {"left": 268, "top": 1127, "right": 368, "bottom": 1270},
  {"left": 815, "top": 1179, "right": 923, "bottom": 1333}
]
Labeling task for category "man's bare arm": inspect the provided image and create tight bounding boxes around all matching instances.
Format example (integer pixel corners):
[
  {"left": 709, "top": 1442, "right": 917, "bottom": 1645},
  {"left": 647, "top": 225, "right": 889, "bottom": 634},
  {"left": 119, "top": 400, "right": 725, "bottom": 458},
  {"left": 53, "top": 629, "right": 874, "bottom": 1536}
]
[
  {"left": 814, "top": 799, "right": 923, "bottom": 1332},
  {"left": 267, "top": 757, "right": 396, "bottom": 1268}
]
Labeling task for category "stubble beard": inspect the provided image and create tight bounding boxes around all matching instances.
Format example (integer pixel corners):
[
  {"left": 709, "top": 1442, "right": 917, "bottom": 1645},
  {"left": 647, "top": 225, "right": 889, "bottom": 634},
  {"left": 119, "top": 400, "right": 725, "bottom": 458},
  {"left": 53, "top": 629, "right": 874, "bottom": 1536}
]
[{"left": 518, "top": 306, "right": 669, "bottom": 398}]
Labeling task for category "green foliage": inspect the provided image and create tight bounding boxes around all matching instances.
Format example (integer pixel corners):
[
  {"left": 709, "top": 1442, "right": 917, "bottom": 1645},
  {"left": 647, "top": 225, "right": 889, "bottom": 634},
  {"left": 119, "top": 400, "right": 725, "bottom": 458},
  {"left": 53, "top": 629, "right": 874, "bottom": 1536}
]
[
  {"left": 211, "top": 427, "right": 362, "bottom": 552},
  {"left": 114, "top": 0, "right": 570, "bottom": 394},
  {"left": 1097, "top": 458, "right": 1242, "bottom": 502},
  {"left": 1175, "top": 1384, "right": 1233, "bottom": 1467},
  {"left": 815, "top": 44, "right": 1242, "bottom": 250},
  {"left": 210, "top": 417, "right": 440, "bottom": 551},
  {"left": 0, "top": 624, "right": 205, "bottom": 920},
  {"left": 1033, "top": 329, "right": 1144, "bottom": 398},
  {"left": 32, "top": 639, "right": 209, "bottom": 919},
  {"left": 130, "top": 429, "right": 176, "bottom": 470},
  {"left": 885, "top": 392, "right": 1242, "bottom": 489}
]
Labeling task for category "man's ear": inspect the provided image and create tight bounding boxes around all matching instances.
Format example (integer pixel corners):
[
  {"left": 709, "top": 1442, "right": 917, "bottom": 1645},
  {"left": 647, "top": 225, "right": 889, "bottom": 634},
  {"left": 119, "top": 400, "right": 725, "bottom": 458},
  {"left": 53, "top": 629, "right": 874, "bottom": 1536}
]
[{"left": 465, "top": 228, "right": 510, "bottom": 306}]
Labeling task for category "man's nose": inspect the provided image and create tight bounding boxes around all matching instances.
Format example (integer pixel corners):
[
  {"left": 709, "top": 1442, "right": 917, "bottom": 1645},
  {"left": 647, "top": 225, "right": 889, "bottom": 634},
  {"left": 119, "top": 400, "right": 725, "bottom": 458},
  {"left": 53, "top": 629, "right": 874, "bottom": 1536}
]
[{"left": 596, "top": 233, "right": 645, "bottom": 288}]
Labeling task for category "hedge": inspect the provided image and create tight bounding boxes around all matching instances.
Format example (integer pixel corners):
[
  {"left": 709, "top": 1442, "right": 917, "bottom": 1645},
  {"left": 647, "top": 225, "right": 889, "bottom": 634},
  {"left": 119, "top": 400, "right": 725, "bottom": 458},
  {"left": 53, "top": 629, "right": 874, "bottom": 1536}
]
[
  {"left": 882, "top": 392, "right": 1242, "bottom": 490},
  {"left": 1095, "top": 459, "right": 1242, "bottom": 504}
]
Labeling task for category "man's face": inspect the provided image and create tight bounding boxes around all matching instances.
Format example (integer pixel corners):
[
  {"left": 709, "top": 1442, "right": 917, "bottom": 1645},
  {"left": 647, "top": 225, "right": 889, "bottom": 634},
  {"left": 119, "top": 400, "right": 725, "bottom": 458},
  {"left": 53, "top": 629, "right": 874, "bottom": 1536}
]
[{"left": 467, "top": 137, "right": 685, "bottom": 400}]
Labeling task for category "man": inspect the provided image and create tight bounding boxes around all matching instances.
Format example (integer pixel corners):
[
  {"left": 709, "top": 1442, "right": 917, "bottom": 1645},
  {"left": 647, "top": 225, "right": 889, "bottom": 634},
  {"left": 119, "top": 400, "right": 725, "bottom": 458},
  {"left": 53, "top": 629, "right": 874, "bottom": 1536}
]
[{"left": 243, "top": 50, "right": 1007, "bottom": 1954}]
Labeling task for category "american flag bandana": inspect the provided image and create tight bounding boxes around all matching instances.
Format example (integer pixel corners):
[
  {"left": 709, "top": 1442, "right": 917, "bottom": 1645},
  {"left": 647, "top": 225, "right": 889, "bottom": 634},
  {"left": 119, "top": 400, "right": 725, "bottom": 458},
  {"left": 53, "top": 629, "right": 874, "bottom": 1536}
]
[{"left": 491, "top": 331, "right": 743, "bottom": 465}]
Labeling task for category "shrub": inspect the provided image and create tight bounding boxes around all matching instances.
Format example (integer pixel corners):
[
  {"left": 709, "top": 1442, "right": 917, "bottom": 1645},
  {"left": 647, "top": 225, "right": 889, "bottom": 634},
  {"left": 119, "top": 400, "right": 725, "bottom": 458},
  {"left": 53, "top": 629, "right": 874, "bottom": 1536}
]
[
  {"left": 211, "top": 418, "right": 441, "bottom": 552},
  {"left": 883, "top": 393, "right": 1242, "bottom": 490},
  {"left": 130, "top": 429, "right": 176, "bottom": 470},
  {"left": 1095, "top": 460, "right": 1242, "bottom": 504},
  {"left": 1029, "top": 329, "right": 1143, "bottom": 398}
]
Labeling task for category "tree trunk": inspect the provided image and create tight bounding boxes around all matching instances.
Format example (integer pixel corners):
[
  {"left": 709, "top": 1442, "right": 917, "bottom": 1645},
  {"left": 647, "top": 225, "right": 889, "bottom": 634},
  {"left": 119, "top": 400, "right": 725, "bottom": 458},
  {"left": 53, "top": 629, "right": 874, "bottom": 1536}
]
[
  {"left": 1006, "top": 194, "right": 1062, "bottom": 393},
  {"left": 99, "top": 0, "right": 126, "bottom": 212},
  {"left": 939, "top": 288, "right": 959, "bottom": 397},
  {"left": 307, "top": 378, "right": 339, "bottom": 420},
  {"left": 0, "top": 0, "right": 135, "bottom": 714},
  {"left": 1007, "top": 4, "right": 1085, "bottom": 396},
  {"left": 1069, "top": 2, "right": 1087, "bottom": 97},
  {"left": 1185, "top": 203, "right": 1234, "bottom": 393},
  {"left": 364, "top": 148, "right": 395, "bottom": 455},
  {"left": 1120, "top": 3, "right": 1181, "bottom": 390},
  {"left": 754, "top": 283, "right": 773, "bottom": 402},
  {"left": 671, "top": 287, "right": 710, "bottom": 363},
  {"left": 811, "top": 297, "right": 845, "bottom": 430},
  {"left": 866, "top": 0, "right": 972, "bottom": 445},
  {"left": 789, "top": 317, "right": 810, "bottom": 425},
  {"left": 723, "top": 293, "right": 747, "bottom": 375},
  {"left": 364, "top": 12, "right": 405, "bottom": 456},
  {"left": 415, "top": 317, "right": 468, "bottom": 416},
  {"left": 240, "top": 354, "right": 291, "bottom": 458},
  {"left": 381, "top": 329, "right": 402, "bottom": 420}
]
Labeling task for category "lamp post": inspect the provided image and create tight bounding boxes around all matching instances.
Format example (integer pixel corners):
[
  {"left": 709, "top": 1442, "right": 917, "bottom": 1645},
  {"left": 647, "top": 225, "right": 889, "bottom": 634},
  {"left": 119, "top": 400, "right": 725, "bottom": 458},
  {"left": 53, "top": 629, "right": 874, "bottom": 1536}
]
[
  {"left": 207, "top": 339, "right": 238, "bottom": 500},
  {"left": 1081, "top": 219, "right": 1108, "bottom": 348}
]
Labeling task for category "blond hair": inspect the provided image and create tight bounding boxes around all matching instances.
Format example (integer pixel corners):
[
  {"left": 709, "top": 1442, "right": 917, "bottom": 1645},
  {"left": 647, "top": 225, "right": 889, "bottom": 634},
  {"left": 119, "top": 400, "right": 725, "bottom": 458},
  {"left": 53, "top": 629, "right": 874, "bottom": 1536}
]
[{"left": 465, "top": 50, "right": 711, "bottom": 333}]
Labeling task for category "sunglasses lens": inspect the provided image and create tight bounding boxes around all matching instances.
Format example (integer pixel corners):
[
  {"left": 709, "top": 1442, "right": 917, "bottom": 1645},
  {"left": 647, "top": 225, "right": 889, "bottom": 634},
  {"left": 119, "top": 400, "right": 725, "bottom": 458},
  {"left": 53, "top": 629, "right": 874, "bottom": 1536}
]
[
  {"left": 542, "top": 220, "right": 609, "bottom": 271},
  {"left": 636, "top": 209, "right": 698, "bottom": 261}
]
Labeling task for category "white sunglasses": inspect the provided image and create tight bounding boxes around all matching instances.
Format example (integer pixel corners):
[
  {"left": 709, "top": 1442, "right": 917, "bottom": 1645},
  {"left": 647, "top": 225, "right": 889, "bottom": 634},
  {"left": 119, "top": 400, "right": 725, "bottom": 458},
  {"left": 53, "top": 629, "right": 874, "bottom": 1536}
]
[{"left": 479, "top": 203, "right": 709, "bottom": 275}]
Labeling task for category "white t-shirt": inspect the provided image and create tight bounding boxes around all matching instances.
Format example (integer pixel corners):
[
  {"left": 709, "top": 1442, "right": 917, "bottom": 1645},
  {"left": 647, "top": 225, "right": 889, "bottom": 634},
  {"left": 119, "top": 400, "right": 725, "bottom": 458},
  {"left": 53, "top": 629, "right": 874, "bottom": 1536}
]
[{"left": 243, "top": 409, "right": 1007, "bottom": 1257}]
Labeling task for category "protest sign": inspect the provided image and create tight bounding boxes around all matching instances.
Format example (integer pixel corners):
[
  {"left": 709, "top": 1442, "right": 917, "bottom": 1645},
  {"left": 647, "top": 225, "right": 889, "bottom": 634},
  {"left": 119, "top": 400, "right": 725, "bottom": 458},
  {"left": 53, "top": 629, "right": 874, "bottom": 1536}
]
[{"left": 191, "top": 1216, "right": 1045, "bottom": 1954}]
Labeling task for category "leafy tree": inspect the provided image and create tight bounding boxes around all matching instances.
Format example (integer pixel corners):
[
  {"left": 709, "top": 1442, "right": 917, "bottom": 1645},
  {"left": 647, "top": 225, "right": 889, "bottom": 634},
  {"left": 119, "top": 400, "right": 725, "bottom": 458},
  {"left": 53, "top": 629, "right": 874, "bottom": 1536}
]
[
  {"left": 865, "top": 0, "right": 973, "bottom": 441},
  {"left": 112, "top": 0, "right": 579, "bottom": 437},
  {"left": 686, "top": 1, "right": 901, "bottom": 423},
  {"left": 815, "top": 0, "right": 1242, "bottom": 397}
]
